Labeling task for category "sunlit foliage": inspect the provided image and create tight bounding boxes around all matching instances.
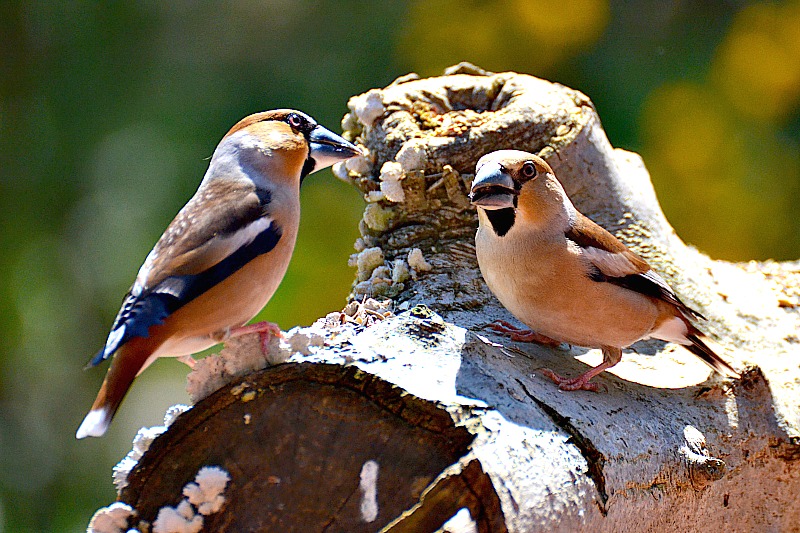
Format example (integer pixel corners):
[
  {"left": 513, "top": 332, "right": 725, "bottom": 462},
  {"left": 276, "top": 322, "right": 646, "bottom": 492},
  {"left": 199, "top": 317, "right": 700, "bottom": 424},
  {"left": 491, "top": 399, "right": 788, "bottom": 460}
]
[{"left": 399, "top": 0, "right": 610, "bottom": 75}]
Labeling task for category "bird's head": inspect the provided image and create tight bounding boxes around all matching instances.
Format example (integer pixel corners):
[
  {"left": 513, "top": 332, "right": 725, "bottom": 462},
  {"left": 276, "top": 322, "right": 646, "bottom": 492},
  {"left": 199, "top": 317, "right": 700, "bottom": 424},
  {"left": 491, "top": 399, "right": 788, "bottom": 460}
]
[
  {"left": 471, "top": 150, "right": 571, "bottom": 236},
  {"left": 208, "top": 109, "right": 361, "bottom": 188}
]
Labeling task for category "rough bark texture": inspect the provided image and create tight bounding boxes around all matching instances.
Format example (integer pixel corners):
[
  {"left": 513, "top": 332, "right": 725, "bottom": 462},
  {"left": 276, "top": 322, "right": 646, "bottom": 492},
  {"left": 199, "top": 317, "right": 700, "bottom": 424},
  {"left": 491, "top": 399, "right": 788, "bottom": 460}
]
[
  {"left": 121, "top": 363, "right": 484, "bottom": 531},
  {"left": 116, "top": 65, "right": 800, "bottom": 532}
]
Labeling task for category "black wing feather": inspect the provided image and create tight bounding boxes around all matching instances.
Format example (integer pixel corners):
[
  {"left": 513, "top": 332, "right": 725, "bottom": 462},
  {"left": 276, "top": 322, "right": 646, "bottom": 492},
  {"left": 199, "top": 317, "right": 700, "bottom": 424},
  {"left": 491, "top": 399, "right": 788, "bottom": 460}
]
[
  {"left": 87, "top": 220, "right": 282, "bottom": 367},
  {"left": 592, "top": 269, "right": 705, "bottom": 320}
]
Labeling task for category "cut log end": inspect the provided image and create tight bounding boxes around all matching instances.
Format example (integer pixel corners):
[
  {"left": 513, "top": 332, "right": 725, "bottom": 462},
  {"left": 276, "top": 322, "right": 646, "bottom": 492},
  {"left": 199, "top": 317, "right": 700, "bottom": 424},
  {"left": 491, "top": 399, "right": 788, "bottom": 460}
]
[{"left": 119, "top": 363, "right": 504, "bottom": 532}]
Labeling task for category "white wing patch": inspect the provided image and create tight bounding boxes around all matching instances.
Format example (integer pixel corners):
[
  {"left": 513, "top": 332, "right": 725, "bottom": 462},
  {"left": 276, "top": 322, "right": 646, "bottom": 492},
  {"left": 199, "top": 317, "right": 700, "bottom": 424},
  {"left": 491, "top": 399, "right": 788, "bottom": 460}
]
[
  {"left": 134, "top": 217, "right": 273, "bottom": 290},
  {"left": 582, "top": 246, "right": 638, "bottom": 277},
  {"left": 214, "top": 216, "right": 273, "bottom": 256}
]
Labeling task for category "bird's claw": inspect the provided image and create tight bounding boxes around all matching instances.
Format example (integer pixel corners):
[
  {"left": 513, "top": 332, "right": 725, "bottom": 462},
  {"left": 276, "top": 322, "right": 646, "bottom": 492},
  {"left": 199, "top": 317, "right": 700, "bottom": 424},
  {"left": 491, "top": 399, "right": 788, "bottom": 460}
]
[
  {"left": 487, "top": 320, "right": 561, "bottom": 345},
  {"left": 228, "top": 321, "right": 283, "bottom": 356},
  {"left": 537, "top": 368, "right": 606, "bottom": 393}
]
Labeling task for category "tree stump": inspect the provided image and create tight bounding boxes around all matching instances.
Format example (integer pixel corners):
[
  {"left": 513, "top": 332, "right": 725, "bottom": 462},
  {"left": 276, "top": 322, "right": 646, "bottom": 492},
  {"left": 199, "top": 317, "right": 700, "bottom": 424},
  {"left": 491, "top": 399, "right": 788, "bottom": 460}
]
[{"left": 106, "top": 65, "right": 800, "bottom": 533}]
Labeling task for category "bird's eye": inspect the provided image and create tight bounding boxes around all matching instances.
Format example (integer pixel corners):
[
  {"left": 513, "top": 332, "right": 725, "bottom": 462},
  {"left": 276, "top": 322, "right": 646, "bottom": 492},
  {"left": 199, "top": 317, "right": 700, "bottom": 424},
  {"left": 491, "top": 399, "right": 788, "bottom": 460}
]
[
  {"left": 521, "top": 161, "right": 537, "bottom": 179},
  {"left": 287, "top": 113, "right": 304, "bottom": 129}
]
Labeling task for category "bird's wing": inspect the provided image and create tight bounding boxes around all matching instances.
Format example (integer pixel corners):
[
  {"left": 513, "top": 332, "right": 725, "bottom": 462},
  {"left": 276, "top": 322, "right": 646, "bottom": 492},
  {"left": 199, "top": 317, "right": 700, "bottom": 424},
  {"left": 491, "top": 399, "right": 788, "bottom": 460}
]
[
  {"left": 87, "top": 181, "right": 281, "bottom": 367},
  {"left": 566, "top": 212, "right": 704, "bottom": 320}
]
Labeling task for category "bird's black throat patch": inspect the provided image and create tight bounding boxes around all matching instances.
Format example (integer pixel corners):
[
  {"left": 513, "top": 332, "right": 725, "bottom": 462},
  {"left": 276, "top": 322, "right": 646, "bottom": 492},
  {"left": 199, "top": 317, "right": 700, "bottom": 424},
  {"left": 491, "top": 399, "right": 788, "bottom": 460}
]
[
  {"left": 486, "top": 208, "right": 516, "bottom": 237},
  {"left": 300, "top": 157, "right": 316, "bottom": 185}
]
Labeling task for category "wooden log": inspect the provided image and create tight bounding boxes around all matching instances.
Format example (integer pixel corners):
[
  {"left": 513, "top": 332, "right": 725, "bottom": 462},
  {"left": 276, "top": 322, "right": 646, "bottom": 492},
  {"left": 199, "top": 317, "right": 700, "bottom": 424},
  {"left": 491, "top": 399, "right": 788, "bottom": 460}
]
[{"left": 109, "top": 65, "right": 800, "bottom": 532}]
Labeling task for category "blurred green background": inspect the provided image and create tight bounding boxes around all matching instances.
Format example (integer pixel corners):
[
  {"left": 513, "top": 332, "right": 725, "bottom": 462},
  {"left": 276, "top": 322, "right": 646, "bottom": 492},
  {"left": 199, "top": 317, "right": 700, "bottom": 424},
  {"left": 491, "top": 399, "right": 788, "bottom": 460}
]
[{"left": 1, "top": 1, "right": 799, "bottom": 530}]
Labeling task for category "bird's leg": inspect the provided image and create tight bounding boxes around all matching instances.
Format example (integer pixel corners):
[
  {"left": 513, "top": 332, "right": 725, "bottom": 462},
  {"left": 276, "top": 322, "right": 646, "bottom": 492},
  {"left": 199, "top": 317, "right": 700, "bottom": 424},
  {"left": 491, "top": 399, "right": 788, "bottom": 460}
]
[
  {"left": 488, "top": 320, "right": 561, "bottom": 346},
  {"left": 539, "top": 346, "right": 622, "bottom": 392},
  {"left": 538, "top": 366, "right": 610, "bottom": 392},
  {"left": 176, "top": 354, "right": 197, "bottom": 369},
  {"left": 228, "top": 321, "right": 283, "bottom": 355}
]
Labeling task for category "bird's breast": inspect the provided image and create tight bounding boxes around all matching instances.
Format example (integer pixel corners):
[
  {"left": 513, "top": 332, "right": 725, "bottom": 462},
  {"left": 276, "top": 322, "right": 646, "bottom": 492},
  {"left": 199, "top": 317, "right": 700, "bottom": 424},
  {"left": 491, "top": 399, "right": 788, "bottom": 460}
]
[
  {"left": 476, "top": 225, "right": 660, "bottom": 348},
  {"left": 153, "top": 219, "right": 299, "bottom": 357}
]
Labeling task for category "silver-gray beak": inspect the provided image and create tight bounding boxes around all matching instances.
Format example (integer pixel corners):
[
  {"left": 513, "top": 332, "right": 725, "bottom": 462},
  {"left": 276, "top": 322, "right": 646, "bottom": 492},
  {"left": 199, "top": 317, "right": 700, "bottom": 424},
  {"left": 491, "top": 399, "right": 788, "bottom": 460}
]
[
  {"left": 306, "top": 125, "right": 361, "bottom": 174},
  {"left": 470, "top": 161, "right": 517, "bottom": 209}
]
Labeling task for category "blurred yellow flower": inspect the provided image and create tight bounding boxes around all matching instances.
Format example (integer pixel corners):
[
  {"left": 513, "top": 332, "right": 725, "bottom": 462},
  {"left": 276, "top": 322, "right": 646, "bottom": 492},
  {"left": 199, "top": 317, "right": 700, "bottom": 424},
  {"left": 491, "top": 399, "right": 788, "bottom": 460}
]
[
  {"left": 641, "top": 83, "right": 732, "bottom": 177},
  {"left": 510, "top": 0, "right": 609, "bottom": 48},
  {"left": 641, "top": 81, "right": 800, "bottom": 260},
  {"left": 712, "top": 1, "right": 800, "bottom": 122}
]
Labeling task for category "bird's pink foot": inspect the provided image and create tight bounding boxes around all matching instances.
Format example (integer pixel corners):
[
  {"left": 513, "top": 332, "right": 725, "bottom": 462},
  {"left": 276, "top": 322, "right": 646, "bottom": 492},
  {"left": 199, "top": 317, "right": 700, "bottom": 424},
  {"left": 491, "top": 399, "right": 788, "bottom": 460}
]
[
  {"left": 229, "top": 321, "right": 283, "bottom": 355},
  {"left": 488, "top": 320, "right": 561, "bottom": 345},
  {"left": 537, "top": 368, "right": 606, "bottom": 393}
]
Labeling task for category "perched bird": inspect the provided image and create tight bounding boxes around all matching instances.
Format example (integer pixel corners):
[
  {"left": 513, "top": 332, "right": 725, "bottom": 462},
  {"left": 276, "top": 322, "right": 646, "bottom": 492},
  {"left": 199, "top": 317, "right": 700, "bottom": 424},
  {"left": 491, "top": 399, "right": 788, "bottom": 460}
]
[
  {"left": 469, "top": 149, "right": 740, "bottom": 392},
  {"left": 77, "top": 109, "right": 360, "bottom": 438}
]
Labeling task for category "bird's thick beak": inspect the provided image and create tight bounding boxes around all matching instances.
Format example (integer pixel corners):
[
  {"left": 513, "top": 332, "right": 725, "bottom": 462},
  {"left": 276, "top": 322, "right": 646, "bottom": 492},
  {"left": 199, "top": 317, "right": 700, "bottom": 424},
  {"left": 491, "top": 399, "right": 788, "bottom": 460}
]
[
  {"left": 306, "top": 125, "right": 362, "bottom": 174},
  {"left": 470, "top": 162, "right": 518, "bottom": 209}
]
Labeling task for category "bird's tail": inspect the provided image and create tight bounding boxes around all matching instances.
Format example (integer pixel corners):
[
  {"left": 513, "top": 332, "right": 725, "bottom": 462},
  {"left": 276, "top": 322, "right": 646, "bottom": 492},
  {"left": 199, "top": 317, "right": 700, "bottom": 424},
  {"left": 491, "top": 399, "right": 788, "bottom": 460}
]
[
  {"left": 76, "top": 338, "right": 154, "bottom": 439},
  {"left": 683, "top": 326, "right": 740, "bottom": 379}
]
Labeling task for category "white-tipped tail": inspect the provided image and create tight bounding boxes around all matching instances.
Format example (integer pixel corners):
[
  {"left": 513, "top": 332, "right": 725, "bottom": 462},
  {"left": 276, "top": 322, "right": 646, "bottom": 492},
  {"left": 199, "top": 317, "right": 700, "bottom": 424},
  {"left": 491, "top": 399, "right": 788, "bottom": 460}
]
[
  {"left": 652, "top": 316, "right": 739, "bottom": 379},
  {"left": 76, "top": 407, "right": 112, "bottom": 439}
]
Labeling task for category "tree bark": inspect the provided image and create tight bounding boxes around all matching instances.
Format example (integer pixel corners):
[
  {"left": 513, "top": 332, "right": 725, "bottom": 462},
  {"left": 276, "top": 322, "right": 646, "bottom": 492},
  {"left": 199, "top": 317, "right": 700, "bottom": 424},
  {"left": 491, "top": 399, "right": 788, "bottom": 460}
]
[{"left": 114, "top": 64, "right": 800, "bottom": 533}]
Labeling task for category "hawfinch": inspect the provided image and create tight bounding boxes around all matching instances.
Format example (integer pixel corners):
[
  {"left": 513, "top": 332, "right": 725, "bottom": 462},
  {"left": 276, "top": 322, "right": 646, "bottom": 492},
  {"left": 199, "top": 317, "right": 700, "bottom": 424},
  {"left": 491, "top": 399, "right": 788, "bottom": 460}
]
[
  {"left": 76, "top": 109, "right": 360, "bottom": 438},
  {"left": 470, "top": 149, "right": 739, "bottom": 392}
]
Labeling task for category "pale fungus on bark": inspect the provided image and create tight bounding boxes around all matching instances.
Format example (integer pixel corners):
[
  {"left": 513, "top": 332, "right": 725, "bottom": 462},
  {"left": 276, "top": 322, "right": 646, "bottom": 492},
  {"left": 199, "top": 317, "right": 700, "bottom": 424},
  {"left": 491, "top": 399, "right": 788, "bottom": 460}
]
[
  {"left": 348, "top": 88, "right": 386, "bottom": 128},
  {"left": 87, "top": 502, "right": 135, "bottom": 533},
  {"left": 92, "top": 465, "right": 231, "bottom": 533}
]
